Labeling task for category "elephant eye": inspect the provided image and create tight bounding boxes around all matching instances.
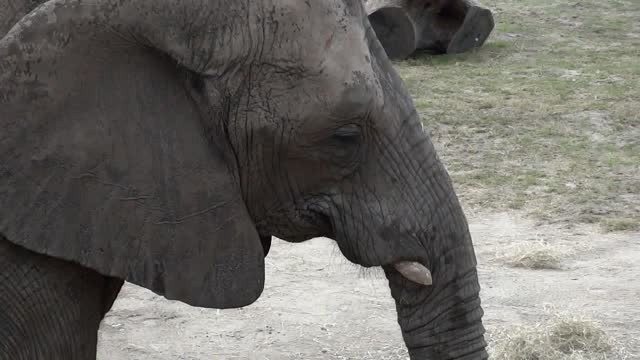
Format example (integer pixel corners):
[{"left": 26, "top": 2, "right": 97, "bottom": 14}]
[
  {"left": 326, "top": 124, "right": 364, "bottom": 166},
  {"left": 332, "top": 124, "right": 362, "bottom": 145}
]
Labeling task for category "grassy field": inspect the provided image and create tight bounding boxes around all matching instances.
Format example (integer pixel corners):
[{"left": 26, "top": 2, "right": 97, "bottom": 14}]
[{"left": 395, "top": 0, "right": 640, "bottom": 232}]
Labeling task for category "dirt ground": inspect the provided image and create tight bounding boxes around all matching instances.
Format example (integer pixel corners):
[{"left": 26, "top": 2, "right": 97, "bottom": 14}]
[{"left": 97, "top": 212, "right": 640, "bottom": 359}]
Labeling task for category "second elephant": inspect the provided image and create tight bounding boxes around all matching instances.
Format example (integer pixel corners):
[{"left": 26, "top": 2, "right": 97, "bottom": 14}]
[{"left": 365, "top": 0, "right": 495, "bottom": 59}]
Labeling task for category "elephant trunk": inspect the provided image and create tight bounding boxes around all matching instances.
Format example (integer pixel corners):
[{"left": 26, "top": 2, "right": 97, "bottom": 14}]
[
  {"left": 383, "top": 196, "right": 487, "bottom": 359},
  {"left": 386, "top": 259, "right": 487, "bottom": 359}
]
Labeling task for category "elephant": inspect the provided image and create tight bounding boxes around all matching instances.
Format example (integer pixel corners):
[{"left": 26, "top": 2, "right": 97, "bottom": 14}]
[
  {"left": 365, "top": 0, "right": 495, "bottom": 59},
  {"left": 0, "top": 0, "right": 487, "bottom": 359}
]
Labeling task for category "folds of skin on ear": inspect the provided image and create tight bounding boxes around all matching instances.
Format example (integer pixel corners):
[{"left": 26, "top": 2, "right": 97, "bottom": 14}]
[
  {"left": 0, "top": 0, "right": 265, "bottom": 308},
  {"left": 0, "top": 0, "right": 45, "bottom": 37}
]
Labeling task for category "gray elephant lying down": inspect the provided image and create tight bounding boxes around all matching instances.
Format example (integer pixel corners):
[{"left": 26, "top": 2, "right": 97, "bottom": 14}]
[
  {"left": 365, "top": 0, "right": 495, "bottom": 59},
  {"left": 0, "top": 0, "right": 487, "bottom": 359}
]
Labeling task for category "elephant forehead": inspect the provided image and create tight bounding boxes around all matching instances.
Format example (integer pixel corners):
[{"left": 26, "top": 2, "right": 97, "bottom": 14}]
[
  {"left": 324, "top": 71, "right": 383, "bottom": 116},
  {"left": 269, "top": 0, "right": 369, "bottom": 68},
  {"left": 279, "top": 63, "right": 381, "bottom": 122},
  {"left": 313, "top": 25, "right": 383, "bottom": 113},
  {"left": 319, "top": 47, "right": 384, "bottom": 116},
  {"left": 250, "top": 0, "right": 382, "bottom": 116}
]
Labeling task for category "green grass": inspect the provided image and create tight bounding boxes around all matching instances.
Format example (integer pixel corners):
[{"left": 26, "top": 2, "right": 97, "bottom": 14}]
[
  {"left": 396, "top": 0, "right": 640, "bottom": 232},
  {"left": 604, "top": 218, "right": 639, "bottom": 232}
]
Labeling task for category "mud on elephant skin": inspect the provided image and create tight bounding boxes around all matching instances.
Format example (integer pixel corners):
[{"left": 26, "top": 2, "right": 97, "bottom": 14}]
[
  {"left": 1, "top": 0, "right": 486, "bottom": 359},
  {"left": 365, "top": 0, "right": 495, "bottom": 59}
]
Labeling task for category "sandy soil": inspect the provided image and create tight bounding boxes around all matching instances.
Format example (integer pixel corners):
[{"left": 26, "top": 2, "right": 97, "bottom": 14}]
[{"left": 97, "top": 212, "right": 640, "bottom": 359}]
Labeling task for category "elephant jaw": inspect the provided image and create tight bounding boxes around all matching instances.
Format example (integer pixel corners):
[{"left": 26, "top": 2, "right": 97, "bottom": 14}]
[{"left": 394, "top": 261, "right": 433, "bottom": 286}]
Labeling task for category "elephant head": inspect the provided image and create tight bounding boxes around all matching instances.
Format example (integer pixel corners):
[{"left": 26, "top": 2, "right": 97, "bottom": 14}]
[{"left": 0, "top": 0, "right": 486, "bottom": 358}]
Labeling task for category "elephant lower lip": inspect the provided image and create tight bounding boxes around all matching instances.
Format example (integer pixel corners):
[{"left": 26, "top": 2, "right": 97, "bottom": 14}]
[{"left": 305, "top": 208, "right": 334, "bottom": 239}]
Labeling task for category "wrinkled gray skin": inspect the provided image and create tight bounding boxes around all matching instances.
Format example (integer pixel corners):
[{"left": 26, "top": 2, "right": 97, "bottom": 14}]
[
  {"left": 0, "top": 0, "right": 41, "bottom": 35},
  {"left": 0, "top": 0, "right": 486, "bottom": 359}
]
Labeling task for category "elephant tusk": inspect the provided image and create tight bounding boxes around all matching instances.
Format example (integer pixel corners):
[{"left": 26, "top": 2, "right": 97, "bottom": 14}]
[{"left": 394, "top": 261, "right": 433, "bottom": 286}]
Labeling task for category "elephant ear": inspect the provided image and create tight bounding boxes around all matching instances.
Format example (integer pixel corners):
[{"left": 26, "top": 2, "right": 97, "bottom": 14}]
[{"left": 0, "top": 2, "right": 264, "bottom": 308}]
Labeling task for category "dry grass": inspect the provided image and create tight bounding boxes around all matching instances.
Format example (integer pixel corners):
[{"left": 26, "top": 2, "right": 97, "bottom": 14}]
[
  {"left": 498, "top": 240, "right": 569, "bottom": 269},
  {"left": 489, "top": 312, "right": 628, "bottom": 360},
  {"left": 395, "top": 0, "right": 640, "bottom": 232}
]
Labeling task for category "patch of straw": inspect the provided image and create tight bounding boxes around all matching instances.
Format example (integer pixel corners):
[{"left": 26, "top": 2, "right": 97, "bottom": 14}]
[
  {"left": 489, "top": 311, "right": 629, "bottom": 360},
  {"left": 499, "top": 240, "right": 567, "bottom": 269}
]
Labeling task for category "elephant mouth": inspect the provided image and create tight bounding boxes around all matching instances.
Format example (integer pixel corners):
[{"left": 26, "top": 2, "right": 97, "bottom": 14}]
[
  {"left": 306, "top": 204, "right": 432, "bottom": 286},
  {"left": 302, "top": 203, "right": 335, "bottom": 239},
  {"left": 260, "top": 207, "right": 334, "bottom": 244}
]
